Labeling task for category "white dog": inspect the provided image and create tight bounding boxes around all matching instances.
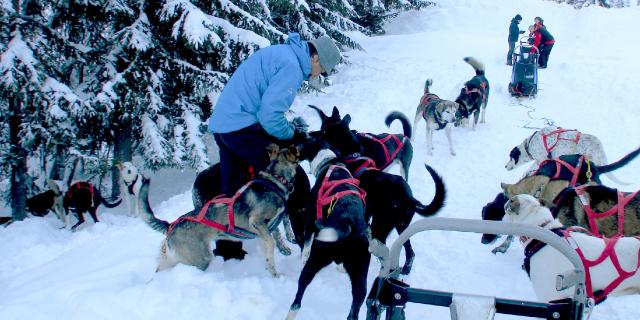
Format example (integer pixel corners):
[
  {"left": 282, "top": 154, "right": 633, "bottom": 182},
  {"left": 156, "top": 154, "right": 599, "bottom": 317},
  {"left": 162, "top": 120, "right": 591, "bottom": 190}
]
[
  {"left": 504, "top": 194, "right": 640, "bottom": 303},
  {"left": 505, "top": 126, "right": 608, "bottom": 170},
  {"left": 116, "top": 162, "right": 143, "bottom": 217}
]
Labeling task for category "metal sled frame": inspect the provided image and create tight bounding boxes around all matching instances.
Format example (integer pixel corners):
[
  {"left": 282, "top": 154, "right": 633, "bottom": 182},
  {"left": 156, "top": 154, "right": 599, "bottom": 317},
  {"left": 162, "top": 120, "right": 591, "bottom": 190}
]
[
  {"left": 509, "top": 36, "right": 539, "bottom": 97},
  {"left": 366, "top": 218, "right": 591, "bottom": 320}
]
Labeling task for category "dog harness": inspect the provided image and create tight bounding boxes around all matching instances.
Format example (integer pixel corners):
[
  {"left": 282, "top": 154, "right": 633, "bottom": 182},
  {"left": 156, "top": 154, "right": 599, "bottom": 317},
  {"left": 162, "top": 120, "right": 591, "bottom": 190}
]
[
  {"left": 344, "top": 156, "right": 378, "bottom": 178},
  {"left": 166, "top": 173, "right": 288, "bottom": 240},
  {"left": 541, "top": 128, "right": 581, "bottom": 158},
  {"left": 356, "top": 132, "right": 406, "bottom": 171},
  {"left": 530, "top": 155, "right": 589, "bottom": 186},
  {"left": 573, "top": 185, "right": 640, "bottom": 237},
  {"left": 419, "top": 93, "right": 449, "bottom": 130},
  {"left": 65, "top": 181, "right": 95, "bottom": 208},
  {"left": 523, "top": 227, "right": 640, "bottom": 304},
  {"left": 316, "top": 165, "right": 366, "bottom": 221}
]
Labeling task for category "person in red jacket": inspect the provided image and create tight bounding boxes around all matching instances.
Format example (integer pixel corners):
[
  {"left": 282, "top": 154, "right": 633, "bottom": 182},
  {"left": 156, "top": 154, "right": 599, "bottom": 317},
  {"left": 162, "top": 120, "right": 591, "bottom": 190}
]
[{"left": 533, "top": 17, "right": 555, "bottom": 68}]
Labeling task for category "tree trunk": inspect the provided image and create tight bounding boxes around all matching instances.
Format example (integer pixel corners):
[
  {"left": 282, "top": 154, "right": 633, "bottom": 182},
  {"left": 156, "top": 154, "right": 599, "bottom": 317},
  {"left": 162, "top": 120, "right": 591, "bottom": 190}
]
[
  {"left": 9, "top": 96, "right": 27, "bottom": 221},
  {"left": 49, "top": 144, "right": 66, "bottom": 181},
  {"left": 110, "top": 123, "right": 133, "bottom": 199}
]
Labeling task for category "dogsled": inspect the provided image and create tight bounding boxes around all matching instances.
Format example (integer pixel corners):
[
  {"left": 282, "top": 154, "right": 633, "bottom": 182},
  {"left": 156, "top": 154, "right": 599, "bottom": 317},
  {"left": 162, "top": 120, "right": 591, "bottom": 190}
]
[
  {"left": 509, "top": 37, "right": 539, "bottom": 98},
  {"left": 365, "top": 217, "right": 593, "bottom": 320}
]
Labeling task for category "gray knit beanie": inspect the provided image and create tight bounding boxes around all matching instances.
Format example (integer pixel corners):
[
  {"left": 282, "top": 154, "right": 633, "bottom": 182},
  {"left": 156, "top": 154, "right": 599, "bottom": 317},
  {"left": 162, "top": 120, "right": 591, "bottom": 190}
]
[{"left": 309, "top": 36, "right": 341, "bottom": 74}]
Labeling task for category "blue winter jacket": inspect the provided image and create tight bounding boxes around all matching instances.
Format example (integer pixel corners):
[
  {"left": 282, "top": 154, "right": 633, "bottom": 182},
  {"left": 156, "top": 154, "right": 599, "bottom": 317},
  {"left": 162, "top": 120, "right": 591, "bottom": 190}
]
[{"left": 208, "top": 33, "right": 311, "bottom": 140}]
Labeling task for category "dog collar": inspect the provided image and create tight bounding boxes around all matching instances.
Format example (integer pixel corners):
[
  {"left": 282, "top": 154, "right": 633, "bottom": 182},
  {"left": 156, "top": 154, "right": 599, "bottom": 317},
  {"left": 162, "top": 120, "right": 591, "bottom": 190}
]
[
  {"left": 126, "top": 175, "right": 138, "bottom": 195},
  {"left": 258, "top": 171, "right": 293, "bottom": 195}
]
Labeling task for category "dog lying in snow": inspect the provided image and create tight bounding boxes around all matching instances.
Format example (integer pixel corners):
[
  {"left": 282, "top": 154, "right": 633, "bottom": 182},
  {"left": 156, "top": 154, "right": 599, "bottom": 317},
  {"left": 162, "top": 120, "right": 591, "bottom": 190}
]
[
  {"left": 413, "top": 78, "right": 460, "bottom": 156},
  {"left": 504, "top": 194, "right": 640, "bottom": 303},
  {"left": 138, "top": 144, "right": 297, "bottom": 276}
]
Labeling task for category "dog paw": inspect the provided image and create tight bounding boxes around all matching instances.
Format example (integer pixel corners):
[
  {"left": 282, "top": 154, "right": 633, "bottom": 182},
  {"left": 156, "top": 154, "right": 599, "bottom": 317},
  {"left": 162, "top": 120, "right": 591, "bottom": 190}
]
[
  {"left": 277, "top": 245, "right": 292, "bottom": 256},
  {"left": 491, "top": 247, "right": 508, "bottom": 254}
]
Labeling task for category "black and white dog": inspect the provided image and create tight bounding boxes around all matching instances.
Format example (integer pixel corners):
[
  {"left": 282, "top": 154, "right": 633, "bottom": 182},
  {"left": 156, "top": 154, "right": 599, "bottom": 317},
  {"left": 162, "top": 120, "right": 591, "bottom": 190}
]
[
  {"left": 413, "top": 78, "right": 461, "bottom": 156},
  {"left": 455, "top": 57, "right": 490, "bottom": 130},
  {"left": 287, "top": 136, "right": 370, "bottom": 320}
]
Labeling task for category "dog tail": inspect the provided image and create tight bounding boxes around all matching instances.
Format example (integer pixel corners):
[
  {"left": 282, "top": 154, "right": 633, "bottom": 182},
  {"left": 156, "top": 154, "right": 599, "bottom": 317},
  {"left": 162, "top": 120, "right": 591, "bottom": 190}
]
[
  {"left": 597, "top": 145, "right": 640, "bottom": 177},
  {"left": 424, "top": 78, "right": 433, "bottom": 94},
  {"left": 101, "top": 196, "right": 122, "bottom": 208},
  {"left": 138, "top": 176, "right": 170, "bottom": 234},
  {"left": 464, "top": 57, "right": 485, "bottom": 76},
  {"left": 413, "top": 164, "right": 447, "bottom": 217},
  {"left": 385, "top": 111, "right": 412, "bottom": 140}
]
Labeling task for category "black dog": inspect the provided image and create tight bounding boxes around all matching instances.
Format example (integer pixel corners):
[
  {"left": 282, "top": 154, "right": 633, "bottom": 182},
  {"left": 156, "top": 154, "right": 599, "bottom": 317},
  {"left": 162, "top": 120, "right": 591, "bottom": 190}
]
[
  {"left": 64, "top": 181, "right": 121, "bottom": 230},
  {"left": 192, "top": 161, "right": 311, "bottom": 260},
  {"left": 455, "top": 57, "right": 490, "bottom": 129},
  {"left": 26, "top": 190, "right": 60, "bottom": 217},
  {"left": 287, "top": 136, "right": 370, "bottom": 320},
  {"left": 310, "top": 105, "right": 413, "bottom": 180}
]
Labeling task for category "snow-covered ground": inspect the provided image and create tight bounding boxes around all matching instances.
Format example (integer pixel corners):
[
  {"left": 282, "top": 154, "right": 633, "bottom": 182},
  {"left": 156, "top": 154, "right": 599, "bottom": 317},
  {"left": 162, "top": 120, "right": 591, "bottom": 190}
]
[{"left": 2, "top": 0, "right": 640, "bottom": 319}]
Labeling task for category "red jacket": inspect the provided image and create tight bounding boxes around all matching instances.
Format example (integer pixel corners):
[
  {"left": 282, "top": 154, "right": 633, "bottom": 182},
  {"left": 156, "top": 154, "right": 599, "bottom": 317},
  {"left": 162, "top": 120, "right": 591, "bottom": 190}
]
[{"left": 530, "top": 31, "right": 542, "bottom": 53}]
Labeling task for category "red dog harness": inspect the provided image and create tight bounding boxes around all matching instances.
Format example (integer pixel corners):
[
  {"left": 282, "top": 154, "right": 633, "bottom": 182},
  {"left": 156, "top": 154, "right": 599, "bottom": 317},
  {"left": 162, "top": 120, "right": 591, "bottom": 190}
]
[
  {"left": 357, "top": 132, "right": 406, "bottom": 171},
  {"left": 523, "top": 228, "right": 640, "bottom": 304},
  {"left": 344, "top": 156, "right": 378, "bottom": 178},
  {"left": 531, "top": 155, "right": 586, "bottom": 187},
  {"left": 166, "top": 176, "right": 286, "bottom": 240},
  {"left": 574, "top": 185, "right": 640, "bottom": 237},
  {"left": 561, "top": 229, "right": 640, "bottom": 304},
  {"left": 541, "top": 127, "right": 581, "bottom": 157},
  {"left": 316, "top": 165, "right": 366, "bottom": 220},
  {"left": 66, "top": 181, "right": 95, "bottom": 207}
]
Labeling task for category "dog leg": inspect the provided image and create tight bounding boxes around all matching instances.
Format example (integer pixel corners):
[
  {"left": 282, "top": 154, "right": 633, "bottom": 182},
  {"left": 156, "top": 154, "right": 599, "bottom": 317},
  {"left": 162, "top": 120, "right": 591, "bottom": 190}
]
[
  {"left": 282, "top": 214, "right": 297, "bottom": 244},
  {"left": 287, "top": 241, "right": 334, "bottom": 320},
  {"left": 400, "top": 240, "right": 416, "bottom": 275},
  {"left": 301, "top": 234, "right": 314, "bottom": 265},
  {"left": 480, "top": 105, "right": 487, "bottom": 124},
  {"left": 71, "top": 212, "right": 85, "bottom": 231},
  {"left": 272, "top": 228, "right": 292, "bottom": 256},
  {"left": 445, "top": 125, "right": 456, "bottom": 156},
  {"left": 343, "top": 238, "right": 371, "bottom": 320},
  {"left": 88, "top": 208, "right": 99, "bottom": 223},
  {"left": 426, "top": 127, "right": 434, "bottom": 156},
  {"left": 253, "top": 218, "right": 280, "bottom": 277},
  {"left": 491, "top": 235, "right": 514, "bottom": 254}
]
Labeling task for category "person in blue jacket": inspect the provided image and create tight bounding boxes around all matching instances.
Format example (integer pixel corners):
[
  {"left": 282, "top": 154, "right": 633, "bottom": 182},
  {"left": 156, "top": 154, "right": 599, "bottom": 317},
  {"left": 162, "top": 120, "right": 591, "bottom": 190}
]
[
  {"left": 507, "top": 14, "right": 524, "bottom": 65},
  {"left": 208, "top": 33, "right": 340, "bottom": 196}
]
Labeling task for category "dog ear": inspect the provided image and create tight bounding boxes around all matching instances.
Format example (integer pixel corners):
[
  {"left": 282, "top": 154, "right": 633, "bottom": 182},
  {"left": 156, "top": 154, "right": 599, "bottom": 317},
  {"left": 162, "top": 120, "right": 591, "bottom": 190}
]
[
  {"left": 308, "top": 105, "right": 328, "bottom": 123},
  {"left": 286, "top": 145, "right": 300, "bottom": 162},
  {"left": 267, "top": 143, "right": 280, "bottom": 161},
  {"left": 342, "top": 114, "right": 351, "bottom": 126},
  {"left": 330, "top": 106, "right": 341, "bottom": 121},
  {"left": 500, "top": 182, "right": 512, "bottom": 196}
]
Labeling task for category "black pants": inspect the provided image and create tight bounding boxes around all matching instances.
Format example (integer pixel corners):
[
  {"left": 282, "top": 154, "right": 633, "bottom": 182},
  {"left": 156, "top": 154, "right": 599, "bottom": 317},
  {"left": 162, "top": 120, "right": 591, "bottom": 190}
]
[
  {"left": 213, "top": 123, "right": 276, "bottom": 196},
  {"left": 507, "top": 41, "right": 516, "bottom": 64},
  {"left": 539, "top": 43, "right": 554, "bottom": 68}
]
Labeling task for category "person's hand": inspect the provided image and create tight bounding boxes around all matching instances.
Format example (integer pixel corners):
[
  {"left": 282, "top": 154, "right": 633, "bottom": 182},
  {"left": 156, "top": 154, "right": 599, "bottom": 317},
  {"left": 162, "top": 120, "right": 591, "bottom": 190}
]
[
  {"left": 519, "top": 30, "right": 525, "bottom": 34},
  {"left": 291, "top": 116, "right": 309, "bottom": 133}
]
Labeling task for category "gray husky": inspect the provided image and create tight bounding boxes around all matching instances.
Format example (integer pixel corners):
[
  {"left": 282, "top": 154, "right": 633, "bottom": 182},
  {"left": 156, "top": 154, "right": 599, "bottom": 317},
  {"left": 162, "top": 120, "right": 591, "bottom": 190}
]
[
  {"left": 413, "top": 78, "right": 461, "bottom": 156},
  {"left": 138, "top": 144, "right": 299, "bottom": 277}
]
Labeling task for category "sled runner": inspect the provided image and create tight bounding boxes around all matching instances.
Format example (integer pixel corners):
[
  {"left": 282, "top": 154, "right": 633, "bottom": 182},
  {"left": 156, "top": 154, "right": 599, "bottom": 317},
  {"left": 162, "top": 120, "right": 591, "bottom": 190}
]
[{"left": 365, "top": 218, "right": 592, "bottom": 320}]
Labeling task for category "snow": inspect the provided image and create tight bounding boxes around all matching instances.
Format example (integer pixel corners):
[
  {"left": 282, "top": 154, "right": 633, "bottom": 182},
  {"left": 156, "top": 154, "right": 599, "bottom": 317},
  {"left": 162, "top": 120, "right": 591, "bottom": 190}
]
[{"left": 2, "top": 0, "right": 640, "bottom": 319}]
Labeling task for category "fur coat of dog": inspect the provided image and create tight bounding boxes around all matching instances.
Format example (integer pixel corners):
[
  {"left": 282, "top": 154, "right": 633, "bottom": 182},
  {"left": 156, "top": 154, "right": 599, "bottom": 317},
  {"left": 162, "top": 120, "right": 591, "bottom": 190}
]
[{"left": 504, "top": 194, "right": 640, "bottom": 303}]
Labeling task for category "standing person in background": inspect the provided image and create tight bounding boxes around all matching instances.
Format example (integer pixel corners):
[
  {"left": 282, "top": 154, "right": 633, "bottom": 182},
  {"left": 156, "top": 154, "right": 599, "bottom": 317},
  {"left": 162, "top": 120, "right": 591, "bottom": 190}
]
[
  {"left": 208, "top": 32, "right": 340, "bottom": 197},
  {"left": 507, "top": 14, "right": 525, "bottom": 66},
  {"left": 533, "top": 17, "right": 555, "bottom": 68}
]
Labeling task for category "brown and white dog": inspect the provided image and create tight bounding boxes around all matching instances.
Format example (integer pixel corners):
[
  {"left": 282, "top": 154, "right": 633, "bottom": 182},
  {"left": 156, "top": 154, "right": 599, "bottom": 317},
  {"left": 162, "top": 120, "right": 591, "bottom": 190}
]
[
  {"left": 116, "top": 161, "right": 143, "bottom": 217},
  {"left": 413, "top": 78, "right": 460, "bottom": 156},
  {"left": 504, "top": 194, "right": 640, "bottom": 303}
]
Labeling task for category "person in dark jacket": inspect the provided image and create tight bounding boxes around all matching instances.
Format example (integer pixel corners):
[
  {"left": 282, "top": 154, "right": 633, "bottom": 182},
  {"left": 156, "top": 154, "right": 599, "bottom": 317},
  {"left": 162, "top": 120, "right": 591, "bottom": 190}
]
[
  {"left": 507, "top": 14, "right": 525, "bottom": 65},
  {"left": 208, "top": 33, "right": 340, "bottom": 196},
  {"left": 532, "top": 18, "right": 555, "bottom": 68}
]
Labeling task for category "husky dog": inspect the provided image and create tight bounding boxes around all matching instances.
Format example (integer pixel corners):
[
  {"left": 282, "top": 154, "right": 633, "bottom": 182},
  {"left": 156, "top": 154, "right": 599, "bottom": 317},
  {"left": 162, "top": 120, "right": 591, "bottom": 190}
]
[
  {"left": 454, "top": 57, "right": 490, "bottom": 130},
  {"left": 413, "top": 78, "right": 460, "bottom": 156},
  {"left": 287, "top": 136, "right": 370, "bottom": 320},
  {"left": 116, "top": 161, "right": 143, "bottom": 217},
  {"left": 309, "top": 105, "right": 413, "bottom": 180},
  {"left": 64, "top": 181, "right": 122, "bottom": 230},
  {"left": 25, "top": 179, "right": 65, "bottom": 223},
  {"left": 504, "top": 194, "right": 640, "bottom": 303},
  {"left": 505, "top": 127, "right": 620, "bottom": 180},
  {"left": 138, "top": 144, "right": 298, "bottom": 276}
]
